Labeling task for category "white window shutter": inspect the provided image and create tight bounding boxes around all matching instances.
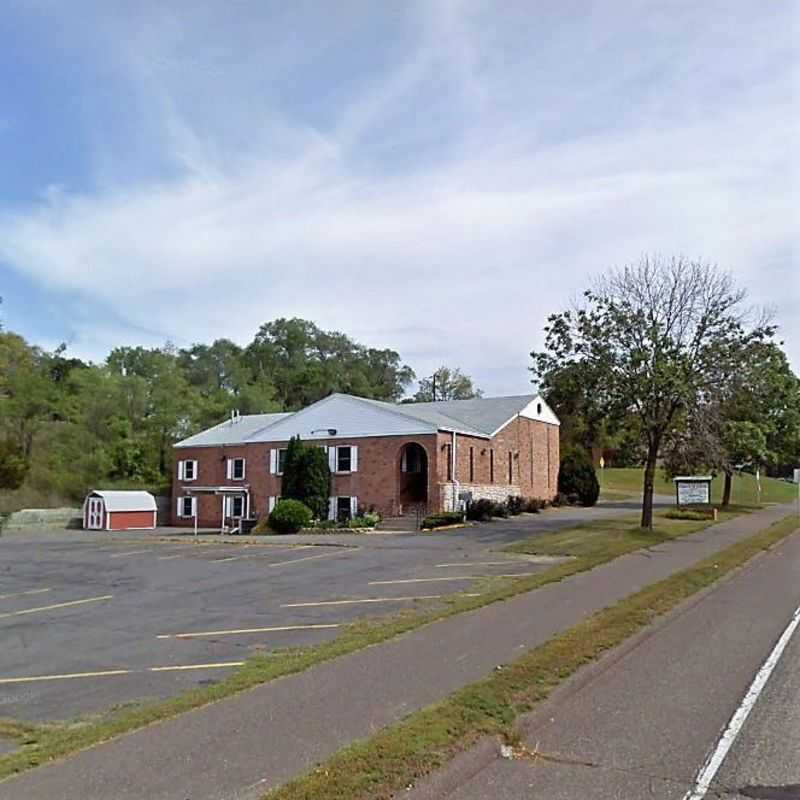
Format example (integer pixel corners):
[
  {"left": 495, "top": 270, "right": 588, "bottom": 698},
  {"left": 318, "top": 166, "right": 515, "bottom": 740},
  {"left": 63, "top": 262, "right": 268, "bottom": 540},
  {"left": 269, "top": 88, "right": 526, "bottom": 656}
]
[
  {"left": 351, "top": 446, "right": 358, "bottom": 473},
  {"left": 226, "top": 459, "right": 233, "bottom": 480},
  {"left": 176, "top": 497, "right": 182, "bottom": 516},
  {"left": 240, "top": 459, "right": 246, "bottom": 480},
  {"left": 328, "top": 497, "right": 336, "bottom": 520},
  {"left": 178, "top": 461, "right": 185, "bottom": 480},
  {"left": 191, "top": 497, "right": 197, "bottom": 516},
  {"left": 269, "top": 449, "right": 277, "bottom": 474},
  {"left": 193, "top": 460, "right": 198, "bottom": 479},
  {"left": 350, "top": 496, "right": 358, "bottom": 517},
  {"left": 268, "top": 496, "right": 276, "bottom": 513},
  {"left": 328, "top": 447, "right": 338, "bottom": 472}
]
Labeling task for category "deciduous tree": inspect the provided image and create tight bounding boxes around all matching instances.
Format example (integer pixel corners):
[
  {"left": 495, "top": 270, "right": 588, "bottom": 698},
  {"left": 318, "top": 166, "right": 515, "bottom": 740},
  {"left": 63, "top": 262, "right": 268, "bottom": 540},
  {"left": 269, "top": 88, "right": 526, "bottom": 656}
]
[{"left": 532, "top": 255, "right": 772, "bottom": 528}]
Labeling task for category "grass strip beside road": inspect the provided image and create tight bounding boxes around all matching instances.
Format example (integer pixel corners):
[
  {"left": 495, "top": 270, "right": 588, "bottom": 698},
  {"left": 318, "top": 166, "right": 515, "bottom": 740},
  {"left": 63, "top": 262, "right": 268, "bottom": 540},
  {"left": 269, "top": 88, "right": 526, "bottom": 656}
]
[
  {"left": 503, "top": 508, "right": 749, "bottom": 561},
  {"left": 0, "top": 507, "right": 765, "bottom": 782},
  {"left": 264, "top": 514, "right": 799, "bottom": 800}
]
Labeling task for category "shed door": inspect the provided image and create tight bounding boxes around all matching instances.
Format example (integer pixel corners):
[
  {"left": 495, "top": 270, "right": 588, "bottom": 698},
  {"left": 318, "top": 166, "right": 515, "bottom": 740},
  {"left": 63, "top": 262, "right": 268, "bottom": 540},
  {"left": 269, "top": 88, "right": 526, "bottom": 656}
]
[{"left": 87, "top": 498, "right": 104, "bottom": 530}]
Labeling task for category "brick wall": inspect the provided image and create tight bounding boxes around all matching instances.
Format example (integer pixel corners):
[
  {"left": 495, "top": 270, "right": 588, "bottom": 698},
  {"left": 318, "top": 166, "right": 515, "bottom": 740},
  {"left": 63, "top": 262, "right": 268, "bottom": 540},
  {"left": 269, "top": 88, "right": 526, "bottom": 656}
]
[
  {"left": 436, "top": 417, "right": 559, "bottom": 511},
  {"left": 171, "top": 434, "right": 440, "bottom": 526},
  {"left": 172, "top": 418, "right": 559, "bottom": 526}
]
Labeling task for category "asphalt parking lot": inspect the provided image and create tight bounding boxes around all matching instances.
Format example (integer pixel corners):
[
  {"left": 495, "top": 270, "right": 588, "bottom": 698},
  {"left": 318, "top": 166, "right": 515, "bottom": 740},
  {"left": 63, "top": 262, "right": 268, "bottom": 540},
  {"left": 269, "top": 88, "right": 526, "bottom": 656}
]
[{"left": 0, "top": 500, "right": 644, "bottom": 723}]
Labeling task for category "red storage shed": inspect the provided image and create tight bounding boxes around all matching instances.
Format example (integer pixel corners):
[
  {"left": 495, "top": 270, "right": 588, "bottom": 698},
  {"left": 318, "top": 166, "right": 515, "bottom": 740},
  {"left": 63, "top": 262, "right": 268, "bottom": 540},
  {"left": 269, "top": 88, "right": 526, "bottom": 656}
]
[{"left": 83, "top": 490, "right": 157, "bottom": 531}]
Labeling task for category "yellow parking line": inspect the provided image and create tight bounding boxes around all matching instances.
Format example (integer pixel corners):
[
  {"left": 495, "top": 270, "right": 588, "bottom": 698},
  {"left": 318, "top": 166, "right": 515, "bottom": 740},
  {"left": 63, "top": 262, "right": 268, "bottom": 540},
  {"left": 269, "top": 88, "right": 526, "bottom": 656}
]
[
  {"left": 0, "top": 588, "right": 52, "bottom": 601},
  {"left": 148, "top": 661, "right": 244, "bottom": 672},
  {"left": 0, "top": 661, "right": 247, "bottom": 684},
  {"left": 0, "top": 669, "right": 131, "bottom": 685},
  {"left": 268, "top": 549, "right": 355, "bottom": 567},
  {"left": 156, "top": 622, "right": 341, "bottom": 640},
  {"left": 0, "top": 595, "right": 113, "bottom": 619},
  {"left": 434, "top": 561, "right": 525, "bottom": 568},
  {"left": 281, "top": 593, "right": 481, "bottom": 608},
  {"left": 108, "top": 549, "right": 151, "bottom": 558},
  {"left": 369, "top": 574, "right": 538, "bottom": 585}
]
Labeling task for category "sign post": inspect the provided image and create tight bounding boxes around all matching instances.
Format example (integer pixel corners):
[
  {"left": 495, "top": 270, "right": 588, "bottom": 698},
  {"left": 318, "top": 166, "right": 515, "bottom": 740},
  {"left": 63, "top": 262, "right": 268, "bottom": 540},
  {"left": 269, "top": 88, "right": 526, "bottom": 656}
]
[{"left": 795, "top": 468, "right": 800, "bottom": 518}]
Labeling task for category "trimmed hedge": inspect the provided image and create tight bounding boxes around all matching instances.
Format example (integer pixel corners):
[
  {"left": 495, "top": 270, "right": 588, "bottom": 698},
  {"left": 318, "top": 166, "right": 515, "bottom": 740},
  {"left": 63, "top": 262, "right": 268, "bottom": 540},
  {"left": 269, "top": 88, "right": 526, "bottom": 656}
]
[
  {"left": 268, "top": 499, "right": 313, "bottom": 534},
  {"left": 421, "top": 511, "right": 465, "bottom": 529}
]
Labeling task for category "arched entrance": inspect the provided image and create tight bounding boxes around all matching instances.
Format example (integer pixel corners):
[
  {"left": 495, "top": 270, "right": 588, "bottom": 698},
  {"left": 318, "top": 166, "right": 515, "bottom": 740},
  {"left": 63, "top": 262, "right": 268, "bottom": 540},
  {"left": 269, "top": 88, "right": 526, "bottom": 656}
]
[{"left": 398, "top": 442, "right": 428, "bottom": 507}]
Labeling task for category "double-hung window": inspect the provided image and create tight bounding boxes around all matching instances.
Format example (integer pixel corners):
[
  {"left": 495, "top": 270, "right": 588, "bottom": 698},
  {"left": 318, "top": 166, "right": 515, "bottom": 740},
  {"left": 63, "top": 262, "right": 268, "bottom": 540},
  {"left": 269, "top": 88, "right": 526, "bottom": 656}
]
[
  {"left": 227, "top": 457, "right": 246, "bottom": 480},
  {"left": 269, "top": 448, "right": 289, "bottom": 475},
  {"left": 177, "top": 496, "right": 196, "bottom": 517},
  {"left": 328, "top": 445, "right": 358, "bottom": 474},
  {"left": 337, "top": 446, "right": 352, "bottom": 472},
  {"left": 178, "top": 460, "right": 198, "bottom": 481}
]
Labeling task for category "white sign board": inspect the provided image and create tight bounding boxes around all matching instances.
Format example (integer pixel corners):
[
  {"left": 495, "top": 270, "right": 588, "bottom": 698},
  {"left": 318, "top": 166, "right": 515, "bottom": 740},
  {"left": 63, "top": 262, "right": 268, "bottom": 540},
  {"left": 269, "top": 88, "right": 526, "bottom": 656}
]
[
  {"left": 794, "top": 468, "right": 800, "bottom": 484},
  {"left": 677, "top": 481, "right": 711, "bottom": 505}
]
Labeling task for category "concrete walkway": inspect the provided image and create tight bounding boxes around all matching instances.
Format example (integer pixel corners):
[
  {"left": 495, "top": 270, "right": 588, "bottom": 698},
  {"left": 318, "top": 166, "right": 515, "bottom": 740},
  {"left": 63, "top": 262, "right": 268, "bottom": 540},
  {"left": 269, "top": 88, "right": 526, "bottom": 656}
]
[{"left": 2, "top": 503, "right": 793, "bottom": 800}]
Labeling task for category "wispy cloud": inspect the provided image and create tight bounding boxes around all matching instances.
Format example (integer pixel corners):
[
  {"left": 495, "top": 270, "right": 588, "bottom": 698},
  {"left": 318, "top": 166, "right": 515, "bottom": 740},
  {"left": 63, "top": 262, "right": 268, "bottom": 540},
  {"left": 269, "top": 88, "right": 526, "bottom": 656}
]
[{"left": 0, "top": 0, "right": 797, "bottom": 391}]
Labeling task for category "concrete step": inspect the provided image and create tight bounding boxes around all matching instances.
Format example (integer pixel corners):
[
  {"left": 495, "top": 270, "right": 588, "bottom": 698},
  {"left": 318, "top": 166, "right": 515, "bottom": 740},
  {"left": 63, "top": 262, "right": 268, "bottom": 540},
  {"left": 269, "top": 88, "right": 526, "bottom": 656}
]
[{"left": 376, "top": 515, "right": 422, "bottom": 531}]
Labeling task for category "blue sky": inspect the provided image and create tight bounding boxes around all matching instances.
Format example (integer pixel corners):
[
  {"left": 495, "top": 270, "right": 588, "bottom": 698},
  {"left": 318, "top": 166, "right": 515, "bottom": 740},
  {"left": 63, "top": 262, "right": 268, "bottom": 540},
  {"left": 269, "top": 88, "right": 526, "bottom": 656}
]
[{"left": 1, "top": 0, "right": 798, "bottom": 395}]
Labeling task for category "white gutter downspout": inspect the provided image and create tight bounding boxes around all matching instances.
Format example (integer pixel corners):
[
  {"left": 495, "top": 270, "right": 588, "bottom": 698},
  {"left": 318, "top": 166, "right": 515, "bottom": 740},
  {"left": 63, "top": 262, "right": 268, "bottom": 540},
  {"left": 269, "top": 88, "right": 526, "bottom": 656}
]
[{"left": 451, "top": 430, "right": 459, "bottom": 512}]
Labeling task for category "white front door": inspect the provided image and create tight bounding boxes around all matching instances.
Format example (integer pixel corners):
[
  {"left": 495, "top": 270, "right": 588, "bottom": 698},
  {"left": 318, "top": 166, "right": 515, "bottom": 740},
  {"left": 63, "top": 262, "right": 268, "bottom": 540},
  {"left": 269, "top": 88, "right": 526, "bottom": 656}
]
[{"left": 87, "top": 498, "right": 104, "bottom": 529}]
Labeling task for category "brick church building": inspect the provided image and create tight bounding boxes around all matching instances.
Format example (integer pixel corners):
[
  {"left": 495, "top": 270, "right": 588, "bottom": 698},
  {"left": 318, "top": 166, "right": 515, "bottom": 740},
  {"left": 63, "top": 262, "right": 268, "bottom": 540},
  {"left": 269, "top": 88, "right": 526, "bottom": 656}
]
[{"left": 171, "top": 393, "right": 559, "bottom": 528}]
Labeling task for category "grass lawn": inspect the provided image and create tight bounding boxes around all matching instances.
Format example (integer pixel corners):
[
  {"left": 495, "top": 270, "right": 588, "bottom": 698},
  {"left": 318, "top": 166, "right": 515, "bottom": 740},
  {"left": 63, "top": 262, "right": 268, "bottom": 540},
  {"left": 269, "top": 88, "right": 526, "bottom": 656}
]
[
  {"left": 600, "top": 467, "right": 797, "bottom": 506},
  {"left": 504, "top": 508, "right": 746, "bottom": 561}
]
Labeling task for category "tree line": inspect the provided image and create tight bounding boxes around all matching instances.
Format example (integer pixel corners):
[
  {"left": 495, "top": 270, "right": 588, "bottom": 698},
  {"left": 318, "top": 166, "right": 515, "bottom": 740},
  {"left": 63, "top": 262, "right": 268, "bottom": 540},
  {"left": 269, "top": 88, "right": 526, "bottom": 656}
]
[{"left": 0, "top": 315, "right": 480, "bottom": 504}]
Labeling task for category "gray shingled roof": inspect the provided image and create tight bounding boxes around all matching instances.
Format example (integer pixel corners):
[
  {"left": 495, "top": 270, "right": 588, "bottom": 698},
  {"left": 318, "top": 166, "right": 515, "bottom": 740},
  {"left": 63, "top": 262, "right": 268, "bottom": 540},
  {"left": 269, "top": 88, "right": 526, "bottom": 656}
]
[
  {"left": 175, "top": 412, "right": 293, "bottom": 448},
  {"left": 175, "top": 393, "right": 547, "bottom": 448},
  {"left": 386, "top": 395, "right": 537, "bottom": 436}
]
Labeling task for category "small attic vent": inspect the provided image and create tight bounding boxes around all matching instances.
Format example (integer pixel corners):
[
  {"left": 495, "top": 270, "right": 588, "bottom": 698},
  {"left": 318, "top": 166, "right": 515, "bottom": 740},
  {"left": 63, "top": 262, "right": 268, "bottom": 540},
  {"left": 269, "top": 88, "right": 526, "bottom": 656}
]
[{"left": 537, "top": 403, "right": 542, "bottom": 415}]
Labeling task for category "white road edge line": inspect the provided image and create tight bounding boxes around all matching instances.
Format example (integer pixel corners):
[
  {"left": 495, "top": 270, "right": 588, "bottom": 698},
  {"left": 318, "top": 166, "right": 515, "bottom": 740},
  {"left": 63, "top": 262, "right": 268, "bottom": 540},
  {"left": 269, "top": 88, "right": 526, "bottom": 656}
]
[{"left": 682, "top": 601, "right": 800, "bottom": 800}]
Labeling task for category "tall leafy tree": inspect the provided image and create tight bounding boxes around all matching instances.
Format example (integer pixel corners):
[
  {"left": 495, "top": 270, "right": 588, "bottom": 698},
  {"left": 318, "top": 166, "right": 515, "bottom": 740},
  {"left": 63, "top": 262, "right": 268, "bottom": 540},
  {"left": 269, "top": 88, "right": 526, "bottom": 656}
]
[
  {"left": 532, "top": 256, "right": 772, "bottom": 528},
  {"left": 663, "top": 340, "right": 800, "bottom": 505},
  {"left": 412, "top": 366, "right": 482, "bottom": 402},
  {"left": 280, "top": 436, "right": 331, "bottom": 519}
]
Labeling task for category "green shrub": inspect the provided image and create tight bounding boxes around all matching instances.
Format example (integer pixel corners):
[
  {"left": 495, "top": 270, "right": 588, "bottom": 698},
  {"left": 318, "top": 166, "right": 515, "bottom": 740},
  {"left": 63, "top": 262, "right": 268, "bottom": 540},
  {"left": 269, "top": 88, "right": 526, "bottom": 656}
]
[
  {"left": 491, "top": 501, "right": 509, "bottom": 518},
  {"left": 466, "top": 498, "right": 495, "bottom": 521},
  {"left": 421, "top": 511, "right": 465, "bottom": 529},
  {"left": 664, "top": 508, "right": 713, "bottom": 521},
  {"left": 281, "top": 436, "right": 331, "bottom": 519},
  {"left": 268, "top": 498, "right": 313, "bottom": 533},
  {"left": 0, "top": 441, "right": 30, "bottom": 491},
  {"left": 506, "top": 495, "right": 524, "bottom": 515},
  {"left": 558, "top": 449, "right": 600, "bottom": 507},
  {"left": 522, "top": 497, "right": 543, "bottom": 513},
  {"left": 348, "top": 513, "right": 380, "bottom": 529}
]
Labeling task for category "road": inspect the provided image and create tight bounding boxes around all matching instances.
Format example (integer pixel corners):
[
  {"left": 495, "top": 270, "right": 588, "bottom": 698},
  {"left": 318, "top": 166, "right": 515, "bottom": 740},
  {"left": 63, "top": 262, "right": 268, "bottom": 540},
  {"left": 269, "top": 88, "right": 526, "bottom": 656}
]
[{"left": 410, "top": 524, "right": 800, "bottom": 800}]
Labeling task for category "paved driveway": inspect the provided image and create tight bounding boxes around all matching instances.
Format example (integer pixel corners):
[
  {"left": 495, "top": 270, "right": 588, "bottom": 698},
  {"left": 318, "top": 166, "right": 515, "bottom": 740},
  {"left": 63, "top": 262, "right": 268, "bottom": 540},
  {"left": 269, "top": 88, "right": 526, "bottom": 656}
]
[{"left": 0, "top": 498, "right": 650, "bottom": 722}]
